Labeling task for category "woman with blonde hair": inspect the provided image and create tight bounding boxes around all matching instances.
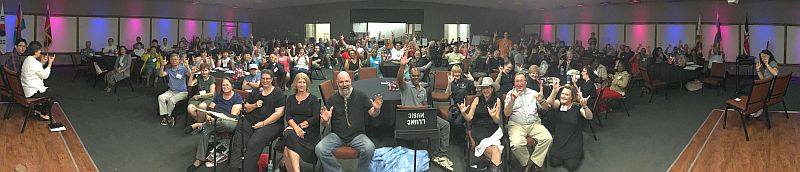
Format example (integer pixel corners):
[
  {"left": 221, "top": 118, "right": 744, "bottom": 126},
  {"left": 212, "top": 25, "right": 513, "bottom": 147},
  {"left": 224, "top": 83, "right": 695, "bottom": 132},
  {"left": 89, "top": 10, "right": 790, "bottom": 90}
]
[{"left": 281, "top": 73, "right": 321, "bottom": 172}]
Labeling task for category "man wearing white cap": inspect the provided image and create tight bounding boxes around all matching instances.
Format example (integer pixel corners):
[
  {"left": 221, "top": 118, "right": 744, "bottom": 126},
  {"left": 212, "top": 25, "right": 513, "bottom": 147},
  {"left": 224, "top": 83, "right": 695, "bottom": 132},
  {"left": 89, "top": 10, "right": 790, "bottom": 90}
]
[{"left": 242, "top": 64, "right": 261, "bottom": 90}]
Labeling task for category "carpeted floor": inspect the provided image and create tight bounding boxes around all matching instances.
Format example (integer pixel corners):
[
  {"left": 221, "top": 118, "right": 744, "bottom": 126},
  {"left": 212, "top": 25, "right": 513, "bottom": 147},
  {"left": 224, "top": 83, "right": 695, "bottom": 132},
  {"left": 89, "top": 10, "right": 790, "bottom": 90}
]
[{"left": 28, "top": 66, "right": 799, "bottom": 172}]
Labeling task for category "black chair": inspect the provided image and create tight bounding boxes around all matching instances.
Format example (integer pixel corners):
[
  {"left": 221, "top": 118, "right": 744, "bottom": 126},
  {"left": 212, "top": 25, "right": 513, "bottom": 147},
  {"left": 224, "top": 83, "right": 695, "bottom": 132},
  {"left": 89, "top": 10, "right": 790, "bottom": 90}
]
[{"left": 70, "top": 53, "right": 90, "bottom": 82}]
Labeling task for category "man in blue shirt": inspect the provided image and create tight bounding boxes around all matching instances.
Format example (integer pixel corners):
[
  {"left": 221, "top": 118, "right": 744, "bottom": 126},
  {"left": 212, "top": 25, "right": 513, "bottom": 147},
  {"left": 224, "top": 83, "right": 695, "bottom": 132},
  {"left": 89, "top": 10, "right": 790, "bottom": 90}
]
[
  {"left": 157, "top": 53, "right": 192, "bottom": 127},
  {"left": 242, "top": 64, "right": 261, "bottom": 90}
]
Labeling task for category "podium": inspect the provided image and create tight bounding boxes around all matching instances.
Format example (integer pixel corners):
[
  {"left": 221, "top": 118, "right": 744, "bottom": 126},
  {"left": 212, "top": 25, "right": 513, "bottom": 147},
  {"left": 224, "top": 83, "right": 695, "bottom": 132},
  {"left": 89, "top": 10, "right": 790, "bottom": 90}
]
[
  {"left": 394, "top": 108, "right": 438, "bottom": 171},
  {"left": 735, "top": 55, "right": 755, "bottom": 94}
]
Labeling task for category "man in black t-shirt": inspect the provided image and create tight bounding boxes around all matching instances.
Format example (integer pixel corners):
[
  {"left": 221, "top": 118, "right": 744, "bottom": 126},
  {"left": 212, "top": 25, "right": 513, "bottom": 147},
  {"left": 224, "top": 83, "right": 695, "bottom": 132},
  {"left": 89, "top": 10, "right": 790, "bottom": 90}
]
[{"left": 316, "top": 71, "right": 383, "bottom": 172}]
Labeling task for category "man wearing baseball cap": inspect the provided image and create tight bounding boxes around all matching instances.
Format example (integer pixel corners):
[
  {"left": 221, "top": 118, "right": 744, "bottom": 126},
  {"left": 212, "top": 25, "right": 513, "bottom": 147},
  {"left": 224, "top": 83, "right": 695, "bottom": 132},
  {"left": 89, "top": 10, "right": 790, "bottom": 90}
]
[{"left": 242, "top": 64, "right": 261, "bottom": 90}]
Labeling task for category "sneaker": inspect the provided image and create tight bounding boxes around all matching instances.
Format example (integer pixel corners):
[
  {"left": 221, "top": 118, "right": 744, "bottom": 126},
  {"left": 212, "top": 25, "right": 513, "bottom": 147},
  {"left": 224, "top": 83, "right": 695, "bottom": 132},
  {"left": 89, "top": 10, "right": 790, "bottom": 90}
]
[
  {"left": 204, "top": 161, "right": 215, "bottom": 168},
  {"left": 168, "top": 116, "right": 176, "bottom": 127},
  {"left": 433, "top": 156, "right": 454, "bottom": 171},
  {"left": 160, "top": 117, "right": 168, "bottom": 126}
]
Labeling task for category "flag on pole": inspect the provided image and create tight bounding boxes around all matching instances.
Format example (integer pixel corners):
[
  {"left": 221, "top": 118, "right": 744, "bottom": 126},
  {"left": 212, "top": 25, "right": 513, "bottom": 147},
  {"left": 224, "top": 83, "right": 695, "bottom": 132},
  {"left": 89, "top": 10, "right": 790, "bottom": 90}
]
[
  {"left": 712, "top": 13, "right": 721, "bottom": 49},
  {"left": 695, "top": 14, "right": 701, "bottom": 37},
  {"left": 43, "top": 4, "right": 52, "bottom": 49},
  {"left": 743, "top": 15, "right": 750, "bottom": 56},
  {"left": 1, "top": 3, "right": 7, "bottom": 53},
  {"left": 14, "top": 0, "right": 25, "bottom": 41}
]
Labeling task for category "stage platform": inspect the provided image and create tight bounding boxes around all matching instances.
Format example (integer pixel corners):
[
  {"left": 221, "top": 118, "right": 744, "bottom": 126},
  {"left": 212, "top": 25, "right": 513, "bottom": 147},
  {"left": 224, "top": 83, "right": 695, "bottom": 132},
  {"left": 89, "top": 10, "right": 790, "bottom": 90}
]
[
  {"left": 0, "top": 103, "right": 98, "bottom": 172},
  {"left": 669, "top": 109, "right": 800, "bottom": 172}
]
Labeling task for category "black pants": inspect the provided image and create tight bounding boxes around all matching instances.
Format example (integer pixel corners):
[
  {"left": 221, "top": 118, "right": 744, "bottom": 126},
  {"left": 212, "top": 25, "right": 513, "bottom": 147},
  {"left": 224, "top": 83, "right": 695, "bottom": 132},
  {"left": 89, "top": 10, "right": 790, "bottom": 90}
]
[
  {"left": 549, "top": 156, "right": 581, "bottom": 171},
  {"left": 231, "top": 118, "right": 283, "bottom": 172},
  {"left": 30, "top": 92, "right": 54, "bottom": 117}
]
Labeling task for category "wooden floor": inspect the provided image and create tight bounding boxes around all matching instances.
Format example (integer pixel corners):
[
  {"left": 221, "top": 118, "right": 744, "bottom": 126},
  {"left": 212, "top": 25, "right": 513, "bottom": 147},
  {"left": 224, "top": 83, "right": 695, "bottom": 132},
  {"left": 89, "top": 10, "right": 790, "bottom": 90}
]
[
  {"left": 669, "top": 109, "right": 800, "bottom": 172},
  {"left": 0, "top": 103, "right": 98, "bottom": 172}
]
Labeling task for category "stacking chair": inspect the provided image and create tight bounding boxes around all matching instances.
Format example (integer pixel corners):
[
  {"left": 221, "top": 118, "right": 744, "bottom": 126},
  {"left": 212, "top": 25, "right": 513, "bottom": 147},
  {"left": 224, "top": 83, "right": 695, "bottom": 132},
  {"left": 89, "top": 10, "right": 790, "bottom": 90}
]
[
  {"left": 702, "top": 62, "right": 727, "bottom": 95},
  {"left": 4, "top": 67, "right": 51, "bottom": 133},
  {"left": 112, "top": 70, "right": 135, "bottom": 93},
  {"left": 640, "top": 67, "right": 667, "bottom": 103},
  {"left": 70, "top": 53, "right": 90, "bottom": 82},
  {"left": 0, "top": 66, "right": 14, "bottom": 119},
  {"left": 357, "top": 67, "right": 377, "bottom": 80},
  {"left": 318, "top": 80, "right": 336, "bottom": 105},
  {"left": 723, "top": 78, "right": 772, "bottom": 141},
  {"left": 431, "top": 71, "right": 450, "bottom": 102},
  {"left": 605, "top": 82, "right": 632, "bottom": 118},
  {"left": 765, "top": 72, "right": 792, "bottom": 119}
]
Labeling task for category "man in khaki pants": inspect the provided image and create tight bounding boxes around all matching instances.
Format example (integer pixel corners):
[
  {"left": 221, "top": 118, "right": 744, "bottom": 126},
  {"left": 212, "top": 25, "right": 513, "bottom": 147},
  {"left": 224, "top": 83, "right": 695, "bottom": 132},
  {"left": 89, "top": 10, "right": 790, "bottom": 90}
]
[{"left": 504, "top": 73, "right": 552, "bottom": 172}]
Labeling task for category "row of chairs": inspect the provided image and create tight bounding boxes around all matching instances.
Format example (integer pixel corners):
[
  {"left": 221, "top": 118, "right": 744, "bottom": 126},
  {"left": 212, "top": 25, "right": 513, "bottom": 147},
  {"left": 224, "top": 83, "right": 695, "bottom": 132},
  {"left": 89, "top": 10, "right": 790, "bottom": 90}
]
[{"left": 723, "top": 72, "right": 792, "bottom": 141}]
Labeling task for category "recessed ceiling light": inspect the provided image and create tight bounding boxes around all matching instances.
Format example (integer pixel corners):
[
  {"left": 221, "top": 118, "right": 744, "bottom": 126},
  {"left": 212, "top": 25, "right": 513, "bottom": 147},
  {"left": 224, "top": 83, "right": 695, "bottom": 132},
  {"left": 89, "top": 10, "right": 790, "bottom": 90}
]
[
  {"left": 577, "top": 3, "right": 585, "bottom": 7},
  {"left": 233, "top": 6, "right": 239, "bottom": 8}
]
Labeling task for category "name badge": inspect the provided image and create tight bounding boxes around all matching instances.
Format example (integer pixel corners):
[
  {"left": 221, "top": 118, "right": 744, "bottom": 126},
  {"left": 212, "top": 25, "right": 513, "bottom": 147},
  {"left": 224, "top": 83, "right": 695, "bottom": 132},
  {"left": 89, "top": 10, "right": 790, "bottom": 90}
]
[
  {"left": 617, "top": 76, "right": 622, "bottom": 80},
  {"left": 175, "top": 73, "right": 183, "bottom": 79},
  {"left": 199, "top": 90, "right": 207, "bottom": 95},
  {"left": 560, "top": 105, "right": 569, "bottom": 112},
  {"left": 151, "top": 58, "right": 157, "bottom": 62}
]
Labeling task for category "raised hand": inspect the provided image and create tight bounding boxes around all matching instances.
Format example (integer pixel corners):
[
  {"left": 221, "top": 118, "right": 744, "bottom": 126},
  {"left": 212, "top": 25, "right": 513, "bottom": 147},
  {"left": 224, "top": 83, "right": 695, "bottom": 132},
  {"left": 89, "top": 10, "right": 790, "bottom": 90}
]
[
  {"left": 400, "top": 53, "right": 409, "bottom": 66},
  {"left": 755, "top": 61, "right": 762, "bottom": 70},
  {"left": 552, "top": 78, "right": 562, "bottom": 91},
  {"left": 486, "top": 106, "right": 498, "bottom": 114},
  {"left": 465, "top": 73, "right": 474, "bottom": 81},
  {"left": 457, "top": 100, "right": 470, "bottom": 113},
  {"left": 579, "top": 93, "right": 589, "bottom": 106},
  {"left": 510, "top": 90, "right": 520, "bottom": 100},
  {"left": 371, "top": 95, "right": 383, "bottom": 109},
  {"left": 320, "top": 106, "right": 333, "bottom": 122},
  {"left": 447, "top": 74, "right": 455, "bottom": 83}
]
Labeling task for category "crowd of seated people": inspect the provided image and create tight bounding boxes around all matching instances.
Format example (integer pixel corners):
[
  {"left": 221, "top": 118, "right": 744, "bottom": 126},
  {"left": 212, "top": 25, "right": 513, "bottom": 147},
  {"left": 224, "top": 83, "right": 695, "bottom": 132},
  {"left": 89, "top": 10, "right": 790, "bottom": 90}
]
[{"left": 1, "top": 25, "right": 783, "bottom": 172}]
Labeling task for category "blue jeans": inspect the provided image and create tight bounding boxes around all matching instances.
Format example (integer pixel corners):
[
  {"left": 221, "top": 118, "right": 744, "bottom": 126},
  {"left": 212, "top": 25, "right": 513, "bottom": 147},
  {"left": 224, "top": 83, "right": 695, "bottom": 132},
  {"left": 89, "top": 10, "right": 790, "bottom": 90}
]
[{"left": 315, "top": 133, "right": 375, "bottom": 172}]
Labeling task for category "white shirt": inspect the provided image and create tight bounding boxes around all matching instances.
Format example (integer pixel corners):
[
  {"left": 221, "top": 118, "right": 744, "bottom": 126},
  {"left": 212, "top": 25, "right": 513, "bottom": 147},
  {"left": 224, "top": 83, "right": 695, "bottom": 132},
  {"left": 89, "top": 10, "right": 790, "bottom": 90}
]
[
  {"left": 390, "top": 48, "right": 405, "bottom": 61},
  {"left": 103, "top": 45, "right": 117, "bottom": 56},
  {"left": 133, "top": 49, "right": 146, "bottom": 58},
  {"left": 295, "top": 55, "right": 309, "bottom": 70},
  {"left": 21, "top": 56, "right": 50, "bottom": 97},
  {"left": 504, "top": 88, "right": 542, "bottom": 125}
]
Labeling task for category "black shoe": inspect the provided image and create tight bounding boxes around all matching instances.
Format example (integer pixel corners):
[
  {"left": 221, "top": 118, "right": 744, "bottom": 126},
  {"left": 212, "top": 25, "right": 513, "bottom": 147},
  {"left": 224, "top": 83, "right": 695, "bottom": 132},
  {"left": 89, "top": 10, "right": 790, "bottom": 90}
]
[
  {"left": 186, "top": 163, "right": 200, "bottom": 172},
  {"left": 160, "top": 116, "right": 168, "bottom": 126},
  {"left": 168, "top": 116, "right": 176, "bottom": 127}
]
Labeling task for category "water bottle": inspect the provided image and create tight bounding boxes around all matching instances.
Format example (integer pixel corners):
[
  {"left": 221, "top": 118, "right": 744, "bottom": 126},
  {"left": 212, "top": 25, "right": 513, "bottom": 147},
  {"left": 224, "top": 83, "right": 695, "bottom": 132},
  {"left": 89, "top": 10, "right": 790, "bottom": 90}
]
[{"left": 267, "top": 163, "right": 273, "bottom": 172}]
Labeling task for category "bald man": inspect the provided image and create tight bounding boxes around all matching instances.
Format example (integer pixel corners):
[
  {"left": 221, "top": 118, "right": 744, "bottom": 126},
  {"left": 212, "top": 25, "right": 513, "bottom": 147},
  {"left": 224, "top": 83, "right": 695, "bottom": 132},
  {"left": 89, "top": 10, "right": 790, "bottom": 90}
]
[{"left": 316, "top": 72, "right": 383, "bottom": 172}]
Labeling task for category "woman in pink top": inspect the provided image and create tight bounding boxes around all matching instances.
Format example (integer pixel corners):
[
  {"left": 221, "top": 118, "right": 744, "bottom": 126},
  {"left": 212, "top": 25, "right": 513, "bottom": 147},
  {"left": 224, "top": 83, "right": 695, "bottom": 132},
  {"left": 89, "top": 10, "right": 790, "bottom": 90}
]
[{"left": 278, "top": 50, "right": 291, "bottom": 90}]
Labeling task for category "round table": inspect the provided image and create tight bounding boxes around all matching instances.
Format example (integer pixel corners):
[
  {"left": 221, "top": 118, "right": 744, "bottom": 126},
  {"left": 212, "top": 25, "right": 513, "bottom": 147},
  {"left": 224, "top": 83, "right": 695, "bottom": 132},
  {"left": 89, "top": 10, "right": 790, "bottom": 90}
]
[
  {"left": 352, "top": 78, "right": 402, "bottom": 128},
  {"left": 209, "top": 69, "right": 244, "bottom": 90},
  {"left": 647, "top": 63, "right": 700, "bottom": 84},
  {"left": 380, "top": 62, "right": 401, "bottom": 78}
]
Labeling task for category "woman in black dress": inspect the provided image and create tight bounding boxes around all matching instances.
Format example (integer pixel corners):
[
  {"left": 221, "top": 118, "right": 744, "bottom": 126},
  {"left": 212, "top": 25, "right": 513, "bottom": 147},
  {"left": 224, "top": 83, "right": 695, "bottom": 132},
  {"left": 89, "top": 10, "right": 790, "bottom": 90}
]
[
  {"left": 458, "top": 77, "right": 503, "bottom": 172},
  {"left": 282, "top": 73, "right": 321, "bottom": 172},
  {"left": 573, "top": 65, "right": 597, "bottom": 106},
  {"left": 544, "top": 81, "right": 593, "bottom": 171}
]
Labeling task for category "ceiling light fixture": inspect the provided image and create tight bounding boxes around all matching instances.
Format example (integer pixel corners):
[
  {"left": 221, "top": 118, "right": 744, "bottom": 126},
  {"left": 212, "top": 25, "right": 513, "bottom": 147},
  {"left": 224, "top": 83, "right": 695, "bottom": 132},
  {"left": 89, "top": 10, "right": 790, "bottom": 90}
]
[
  {"left": 577, "top": 3, "right": 584, "bottom": 7},
  {"left": 630, "top": 0, "right": 641, "bottom": 3}
]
